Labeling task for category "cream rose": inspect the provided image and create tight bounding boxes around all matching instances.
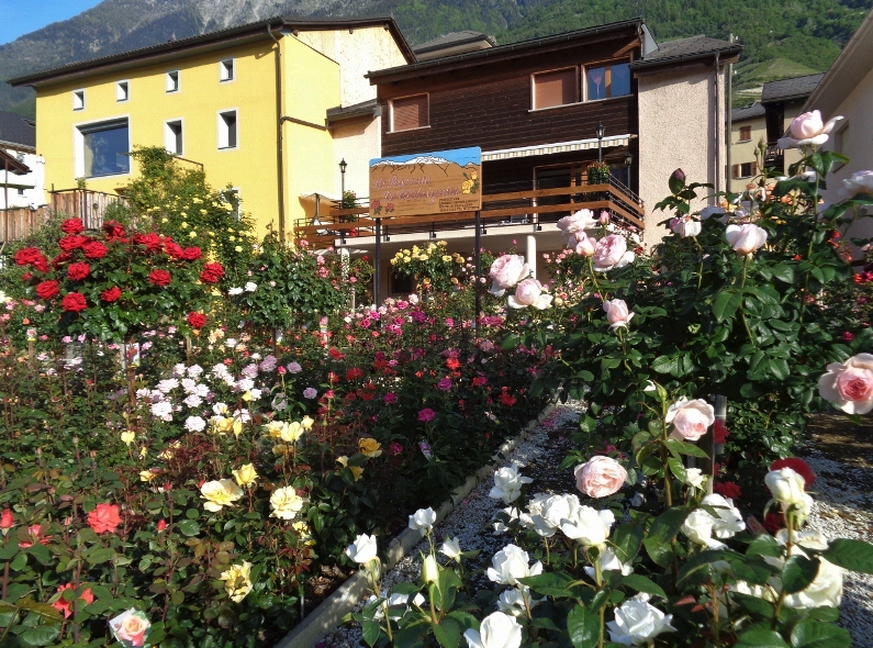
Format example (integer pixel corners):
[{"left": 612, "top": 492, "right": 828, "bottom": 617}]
[
  {"left": 818, "top": 353, "right": 873, "bottom": 414},
  {"left": 269, "top": 486, "right": 306, "bottom": 520},
  {"left": 666, "top": 398, "right": 715, "bottom": 441},
  {"left": 232, "top": 463, "right": 258, "bottom": 488},
  {"left": 559, "top": 501, "right": 615, "bottom": 548},
  {"left": 574, "top": 455, "right": 628, "bottom": 498},
  {"left": 489, "top": 464, "right": 533, "bottom": 504},
  {"left": 408, "top": 507, "right": 437, "bottom": 532},
  {"left": 220, "top": 561, "right": 253, "bottom": 603},
  {"left": 725, "top": 223, "right": 768, "bottom": 255},
  {"left": 200, "top": 478, "right": 244, "bottom": 512}
]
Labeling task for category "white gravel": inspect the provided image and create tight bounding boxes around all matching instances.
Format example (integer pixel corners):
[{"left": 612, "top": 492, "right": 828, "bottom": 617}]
[{"left": 317, "top": 402, "right": 873, "bottom": 647}]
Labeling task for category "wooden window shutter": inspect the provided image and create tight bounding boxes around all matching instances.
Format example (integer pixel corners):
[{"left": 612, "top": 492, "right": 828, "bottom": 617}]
[
  {"left": 392, "top": 95, "right": 429, "bottom": 131},
  {"left": 732, "top": 164, "right": 740, "bottom": 179},
  {"left": 752, "top": 161, "right": 758, "bottom": 175},
  {"left": 534, "top": 68, "right": 577, "bottom": 109}
]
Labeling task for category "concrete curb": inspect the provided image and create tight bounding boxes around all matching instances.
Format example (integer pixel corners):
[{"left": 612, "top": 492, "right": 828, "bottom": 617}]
[{"left": 275, "top": 402, "right": 558, "bottom": 648}]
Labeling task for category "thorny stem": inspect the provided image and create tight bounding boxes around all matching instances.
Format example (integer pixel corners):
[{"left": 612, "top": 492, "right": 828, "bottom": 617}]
[{"left": 595, "top": 558, "right": 605, "bottom": 648}]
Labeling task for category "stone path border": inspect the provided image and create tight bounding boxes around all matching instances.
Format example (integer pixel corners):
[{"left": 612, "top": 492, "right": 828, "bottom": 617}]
[{"left": 274, "top": 403, "right": 557, "bottom": 648}]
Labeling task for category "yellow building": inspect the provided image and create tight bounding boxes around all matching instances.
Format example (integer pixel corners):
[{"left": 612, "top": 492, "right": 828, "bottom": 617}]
[{"left": 9, "top": 17, "right": 414, "bottom": 238}]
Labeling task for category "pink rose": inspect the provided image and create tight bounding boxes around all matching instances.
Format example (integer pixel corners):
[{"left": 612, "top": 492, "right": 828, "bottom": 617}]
[
  {"left": 670, "top": 217, "right": 701, "bottom": 238},
  {"left": 592, "top": 234, "right": 634, "bottom": 272},
  {"left": 557, "top": 209, "right": 597, "bottom": 240},
  {"left": 666, "top": 398, "right": 715, "bottom": 441},
  {"left": 603, "top": 299, "right": 633, "bottom": 329},
  {"left": 777, "top": 110, "right": 843, "bottom": 149},
  {"left": 489, "top": 255, "right": 529, "bottom": 297},
  {"left": 818, "top": 353, "right": 873, "bottom": 414},
  {"left": 725, "top": 223, "right": 767, "bottom": 255},
  {"left": 508, "top": 278, "right": 552, "bottom": 310},
  {"left": 572, "top": 231, "right": 596, "bottom": 256},
  {"left": 112, "top": 609, "right": 151, "bottom": 646},
  {"left": 575, "top": 456, "right": 628, "bottom": 498}
]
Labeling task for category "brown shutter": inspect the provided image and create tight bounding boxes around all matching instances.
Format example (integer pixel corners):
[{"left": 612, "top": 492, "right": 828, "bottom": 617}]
[
  {"left": 534, "top": 68, "right": 577, "bottom": 109},
  {"left": 392, "top": 94, "right": 429, "bottom": 131},
  {"left": 752, "top": 162, "right": 758, "bottom": 175},
  {"left": 732, "top": 164, "right": 740, "bottom": 179}
]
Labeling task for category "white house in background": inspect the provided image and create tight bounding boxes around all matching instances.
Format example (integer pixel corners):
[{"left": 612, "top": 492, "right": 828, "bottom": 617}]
[
  {"left": 0, "top": 111, "right": 46, "bottom": 209},
  {"left": 802, "top": 7, "right": 873, "bottom": 212}
]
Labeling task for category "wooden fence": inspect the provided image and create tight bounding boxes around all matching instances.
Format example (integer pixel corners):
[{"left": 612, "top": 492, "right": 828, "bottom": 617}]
[{"left": 1, "top": 190, "right": 127, "bottom": 243}]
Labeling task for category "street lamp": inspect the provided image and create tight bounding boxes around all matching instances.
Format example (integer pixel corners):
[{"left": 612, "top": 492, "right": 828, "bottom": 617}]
[
  {"left": 339, "top": 158, "right": 347, "bottom": 199},
  {"left": 595, "top": 122, "right": 605, "bottom": 163}
]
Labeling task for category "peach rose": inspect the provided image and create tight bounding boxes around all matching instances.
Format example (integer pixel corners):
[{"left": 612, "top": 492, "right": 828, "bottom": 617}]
[
  {"left": 87, "top": 503, "right": 121, "bottom": 534},
  {"left": 818, "top": 353, "right": 873, "bottom": 414},
  {"left": 575, "top": 456, "right": 628, "bottom": 498},
  {"left": 111, "top": 609, "right": 151, "bottom": 647},
  {"left": 666, "top": 398, "right": 715, "bottom": 441}
]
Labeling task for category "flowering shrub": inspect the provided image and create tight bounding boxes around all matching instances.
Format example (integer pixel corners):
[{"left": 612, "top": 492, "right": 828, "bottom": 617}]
[{"left": 390, "top": 241, "right": 470, "bottom": 293}]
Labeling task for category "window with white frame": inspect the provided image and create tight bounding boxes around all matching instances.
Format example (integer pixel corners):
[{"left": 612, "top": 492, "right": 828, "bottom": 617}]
[
  {"left": 532, "top": 68, "right": 578, "bottom": 109},
  {"left": 73, "top": 89, "right": 85, "bottom": 111},
  {"left": 164, "top": 120, "right": 183, "bottom": 155},
  {"left": 219, "top": 59, "right": 235, "bottom": 82},
  {"left": 166, "top": 70, "right": 179, "bottom": 93},
  {"left": 116, "top": 81, "right": 129, "bottom": 102},
  {"left": 586, "top": 62, "right": 631, "bottom": 100},
  {"left": 218, "top": 110, "right": 237, "bottom": 149},
  {"left": 75, "top": 118, "right": 130, "bottom": 178},
  {"left": 390, "top": 94, "right": 429, "bottom": 131}
]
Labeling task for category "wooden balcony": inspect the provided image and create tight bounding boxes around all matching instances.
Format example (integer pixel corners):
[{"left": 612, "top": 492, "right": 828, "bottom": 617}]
[
  {"left": 1, "top": 189, "right": 127, "bottom": 243},
  {"left": 293, "top": 179, "right": 645, "bottom": 249}
]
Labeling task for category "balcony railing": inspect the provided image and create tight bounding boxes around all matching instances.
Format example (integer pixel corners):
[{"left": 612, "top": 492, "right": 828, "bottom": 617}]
[
  {"left": 1, "top": 189, "right": 128, "bottom": 243},
  {"left": 293, "top": 178, "right": 645, "bottom": 248}
]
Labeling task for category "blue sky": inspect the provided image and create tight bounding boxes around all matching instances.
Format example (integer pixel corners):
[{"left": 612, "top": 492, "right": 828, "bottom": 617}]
[{"left": 0, "top": 0, "right": 102, "bottom": 45}]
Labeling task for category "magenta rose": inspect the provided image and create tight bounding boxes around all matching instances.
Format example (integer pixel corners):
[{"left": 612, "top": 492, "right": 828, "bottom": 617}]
[
  {"left": 818, "top": 353, "right": 873, "bottom": 414},
  {"left": 574, "top": 456, "right": 628, "bottom": 498},
  {"left": 488, "top": 255, "right": 529, "bottom": 297},
  {"left": 666, "top": 398, "right": 715, "bottom": 441}
]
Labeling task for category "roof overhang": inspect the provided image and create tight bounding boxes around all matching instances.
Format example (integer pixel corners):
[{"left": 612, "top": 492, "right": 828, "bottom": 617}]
[
  {"left": 482, "top": 134, "right": 633, "bottom": 161},
  {"left": 0, "top": 150, "right": 30, "bottom": 175}
]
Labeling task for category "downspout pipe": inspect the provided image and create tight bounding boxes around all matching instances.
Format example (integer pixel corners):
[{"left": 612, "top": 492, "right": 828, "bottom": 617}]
[
  {"left": 714, "top": 51, "right": 721, "bottom": 195},
  {"left": 267, "top": 25, "right": 286, "bottom": 239}
]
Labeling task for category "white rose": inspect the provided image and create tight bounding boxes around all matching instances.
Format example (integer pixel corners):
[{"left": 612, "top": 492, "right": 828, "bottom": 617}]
[
  {"left": 559, "top": 501, "right": 615, "bottom": 548},
  {"left": 408, "top": 507, "right": 437, "bottom": 532},
  {"left": 840, "top": 169, "right": 873, "bottom": 200},
  {"left": 725, "top": 223, "right": 768, "bottom": 255},
  {"left": 606, "top": 595, "right": 676, "bottom": 645},
  {"left": 765, "top": 467, "right": 807, "bottom": 506},
  {"left": 345, "top": 533, "right": 378, "bottom": 564},
  {"left": 486, "top": 544, "right": 543, "bottom": 586},
  {"left": 463, "top": 611, "right": 523, "bottom": 648},
  {"left": 489, "top": 464, "right": 533, "bottom": 504},
  {"left": 584, "top": 547, "right": 633, "bottom": 579},
  {"left": 440, "top": 537, "right": 462, "bottom": 560}
]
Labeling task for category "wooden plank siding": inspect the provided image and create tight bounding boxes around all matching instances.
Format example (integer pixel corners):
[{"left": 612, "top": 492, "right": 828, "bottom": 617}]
[
  {"left": 379, "top": 38, "right": 640, "bottom": 158},
  {"left": 0, "top": 190, "right": 127, "bottom": 244}
]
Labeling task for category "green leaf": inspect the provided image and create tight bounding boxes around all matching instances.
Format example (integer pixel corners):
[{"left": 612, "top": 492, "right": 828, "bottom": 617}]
[
  {"left": 665, "top": 438, "right": 710, "bottom": 459},
  {"left": 567, "top": 604, "right": 600, "bottom": 648},
  {"left": 362, "top": 619, "right": 382, "bottom": 647},
  {"left": 610, "top": 522, "right": 644, "bottom": 565},
  {"left": 771, "top": 264, "right": 796, "bottom": 284},
  {"left": 746, "top": 535, "right": 783, "bottom": 558},
  {"left": 432, "top": 617, "right": 460, "bottom": 648},
  {"left": 822, "top": 538, "right": 873, "bottom": 574},
  {"left": 178, "top": 519, "right": 201, "bottom": 537},
  {"left": 790, "top": 619, "right": 852, "bottom": 648},
  {"left": 782, "top": 554, "right": 819, "bottom": 594},
  {"left": 19, "top": 626, "right": 62, "bottom": 646},
  {"left": 86, "top": 547, "right": 116, "bottom": 565},
  {"left": 519, "top": 572, "right": 577, "bottom": 598},
  {"left": 644, "top": 507, "right": 687, "bottom": 568},
  {"left": 734, "top": 629, "right": 790, "bottom": 648},
  {"left": 713, "top": 290, "right": 743, "bottom": 322},
  {"left": 620, "top": 574, "right": 667, "bottom": 599}
]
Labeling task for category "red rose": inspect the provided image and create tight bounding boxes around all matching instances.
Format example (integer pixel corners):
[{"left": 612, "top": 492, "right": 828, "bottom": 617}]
[
  {"left": 181, "top": 246, "right": 202, "bottom": 261},
  {"left": 36, "top": 280, "right": 60, "bottom": 300},
  {"left": 52, "top": 252, "right": 72, "bottom": 267},
  {"left": 52, "top": 583, "right": 95, "bottom": 619},
  {"left": 713, "top": 481, "right": 742, "bottom": 500},
  {"left": 199, "top": 262, "right": 224, "bottom": 284},
  {"left": 67, "top": 262, "right": 91, "bottom": 281},
  {"left": 148, "top": 269, "right": 171, "bottom": 286},
  {"left": 0, "top": 509, "right": 13, "bottom": 529},
  {"left": 713, "top": 420, "right": 730, "bottom": 444},
  {"left": 87, "top": 503, "right": 121, "bottom": 534},
  {"left": 164, "top": 241, "right": 184, "bottom": 259},
  {"left": 82, "top": 241, "right": 108, "bottom": 259},
  {"left": 61, "top": 218, "right": 85, "bottom": 234},
  {"left": 61, "top": 292, "right": 88, "bottom": 312},
  {"left": 187, "top": 312, "right": 206, "bottom": 328},
  {"left": 763, "top": 512, "right": 784, "bottom": 534},
  {"left": 769, "top": 457, "right": 816, "bottom": 489},
  {"left": 100, "top": 286, "right": 122, "bottom": 302},
  {"left": 13, "top": 247, "right": 47, "bottom": 270},
  {"left": 102, "top": 220, "right": 126, "bottom": 240},
  {"left": 134, "top": 233, "right": 163, "bottom": 251},
  {"left": 58, "top": 235, "right": 89, "bottom": 252}
]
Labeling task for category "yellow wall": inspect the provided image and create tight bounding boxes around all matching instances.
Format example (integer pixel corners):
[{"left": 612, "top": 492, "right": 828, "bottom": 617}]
[
  {"left": 35, "top": 39, "right": 281, "bottom": 235},
  {"left": 729, "top": 116, "right": 766, "bottom": 193},
  {"left": 282, "top": 37, "right": 341, "bottom": 232}
]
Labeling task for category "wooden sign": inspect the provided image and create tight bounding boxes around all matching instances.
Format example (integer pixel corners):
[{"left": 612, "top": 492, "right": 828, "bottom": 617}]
[{"left": 369, "top": 147, "right": 482, "bottom": 218}]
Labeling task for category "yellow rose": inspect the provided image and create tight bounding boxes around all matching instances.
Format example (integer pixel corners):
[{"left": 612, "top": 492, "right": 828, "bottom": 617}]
[
  {"left": 200, "top": 478, "right": 244, "bottom": 512},
  {"left": 442, "top": 255, "right": 452, "bottom": 263},
  {"left": 220, "top": 561, "right": 253, "bottom": 602},
  {"left": 189, "top": 231, "right": 197, "bottom": 239},
  {"left": 269, "top": 486, "right": 306, "bottom": 520},
  {"left": 336, "top": 456, "right": 364, "bottom": 481},
  {"left": 301, "top": 416, "right": 315, "bottom": 430},
  {"left": 280, "top": 421, "right": 305, "bottom": 443},
  {"left": 229, "top": 236, "right": 236, "bottom": 242},
  {"left": 180, "top": 222, "right": 189, "bottom": 229},
  {"left": 293, "top": 521, "right": 316, "bottom": 546},
  {"left": 358, "top": 438, "right": 382, "bottom": 458},
  {"left": 235, "top": 246, "right": 243, "bottom": 252},
  {"left": 232, "top": 463, "right": 258, "bottom": 487},
  {"left": 121, "top": 431, "right": 135, "bottom": 446},
  {"left": 418, "top": 254, "right": 428, "bottom": 261},
  {"left": 272, "top": 443, "right": 293, "bottom": 456},
  {"left": 241, "top": 391, "right": 254, "bottom": 402},
  {"left": 199, "top": 209, "right": 208, "bottom": 215},
  {"left": 140, "top": 469, "right": 159, "bottom": 482}
]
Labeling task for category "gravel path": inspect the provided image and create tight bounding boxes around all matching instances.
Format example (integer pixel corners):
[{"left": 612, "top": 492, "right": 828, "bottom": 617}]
[{"left": 318, "top": 403, "right": 873, "bottom": 647}]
